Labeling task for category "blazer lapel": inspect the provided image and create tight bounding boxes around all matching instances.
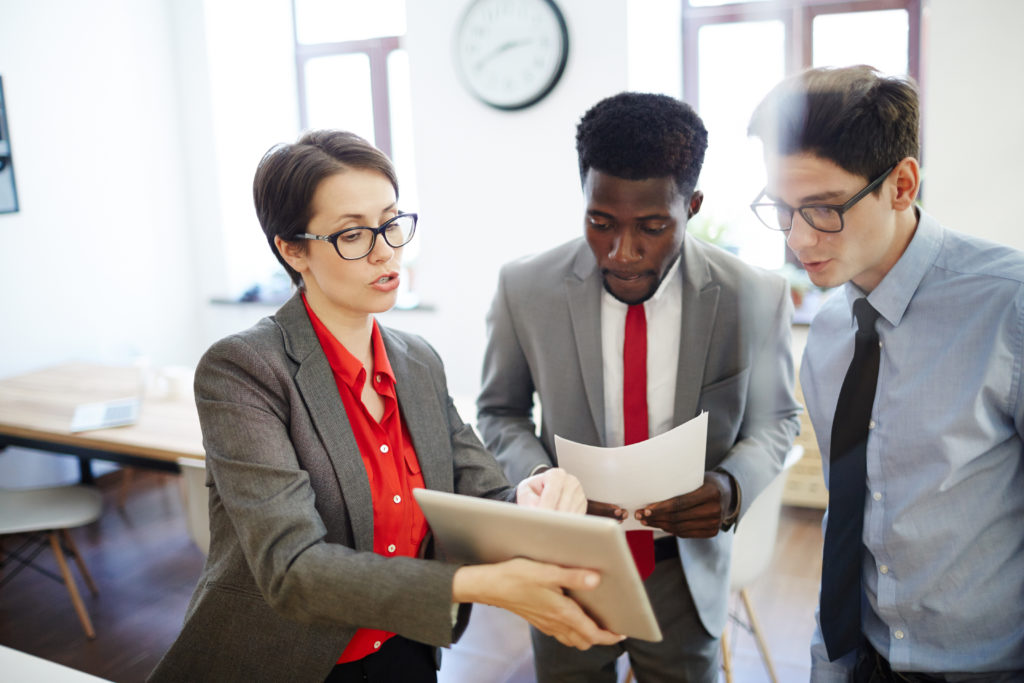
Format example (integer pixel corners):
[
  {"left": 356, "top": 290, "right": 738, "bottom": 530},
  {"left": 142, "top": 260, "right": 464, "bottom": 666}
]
[
  {"left": 674, "top": 235, "right": 720, "bottom": 424},
  {"left": 566, "top": 245, "right": 606, "bottom": 445},
  {"left": 276, "top": 293, "right": 375, "bottom": 552},
  {"left": 381, "top": 329, "right": 452, "bottom": 494}
]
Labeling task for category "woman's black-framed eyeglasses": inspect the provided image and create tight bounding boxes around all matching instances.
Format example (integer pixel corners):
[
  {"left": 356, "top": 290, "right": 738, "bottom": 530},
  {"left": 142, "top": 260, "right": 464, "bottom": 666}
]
[
  {"left": 297, "top": 212, "right": 417, "bottom": 260},
  {"left": 750, "top": 165, "right": 897, "bottom": 233}
]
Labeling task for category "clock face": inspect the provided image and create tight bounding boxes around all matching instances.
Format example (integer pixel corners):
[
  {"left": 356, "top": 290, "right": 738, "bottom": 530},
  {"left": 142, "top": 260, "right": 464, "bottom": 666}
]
[{"left": 455, "top": 0, "right": 569, "bottom": 110}]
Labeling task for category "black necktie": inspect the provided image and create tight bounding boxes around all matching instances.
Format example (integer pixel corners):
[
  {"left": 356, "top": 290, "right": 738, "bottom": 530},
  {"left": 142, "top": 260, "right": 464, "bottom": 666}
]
[{"left": 820, "top": 297, "right": 881, "bottom": 661}]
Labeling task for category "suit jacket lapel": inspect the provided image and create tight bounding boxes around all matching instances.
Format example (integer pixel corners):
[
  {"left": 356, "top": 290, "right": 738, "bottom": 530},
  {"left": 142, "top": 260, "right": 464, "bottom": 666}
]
[
  {"left": 381, "top": 329, "right": 451, "bottom": 493},
  {"left": 674, "top": 234, "right": 720, "bottom": 425},
  {"left": 276, "top": 293, "right": 375, "bottom": 552},
  {"left": 566, "top": 245, "right": 606, "bottom": 444}
]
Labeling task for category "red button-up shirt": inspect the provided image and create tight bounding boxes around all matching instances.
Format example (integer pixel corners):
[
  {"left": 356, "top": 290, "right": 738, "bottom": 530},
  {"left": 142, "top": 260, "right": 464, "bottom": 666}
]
[{"left": 302, "top": 296, "right": 429, "bottom": 663}]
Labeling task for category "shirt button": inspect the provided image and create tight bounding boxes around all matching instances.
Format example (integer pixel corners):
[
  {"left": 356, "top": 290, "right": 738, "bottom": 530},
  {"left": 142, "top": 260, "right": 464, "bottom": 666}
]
[
  {"left": 375, "top": 374, "right": 382, "bottom": 383},
  {"left": 880, "top": 565, "right": 889, "bottom": 574},
  {"left": 373, "top": 640, "right": 382, "bottom": 649},
  {"left": 393, "top": 494, "right": 401, "bottom": 504},
  {"left": 869, "top": 420, "right": 877, "bottom": 429},
  {"left": 380, "top": 444, "right": 389, "bottom": 454},
  {"left": 894, "top": 629, "right": 905, "bottom": 640},
  {"left": 873, "top": 492, "right": 882, "bottom": 501},
  {"left": 387, "top": 543, "right": 396, "bottom": 553}
]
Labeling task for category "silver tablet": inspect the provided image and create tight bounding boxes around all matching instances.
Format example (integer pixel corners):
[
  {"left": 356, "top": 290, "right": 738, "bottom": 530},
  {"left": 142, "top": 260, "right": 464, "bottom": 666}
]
[{"left": 413, "top": 488, "right": 663, "bottom": 642}]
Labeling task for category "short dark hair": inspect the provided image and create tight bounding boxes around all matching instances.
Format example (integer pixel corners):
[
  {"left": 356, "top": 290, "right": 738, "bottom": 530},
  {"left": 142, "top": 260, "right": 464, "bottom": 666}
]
[
  {"left": 253, "top": 129, "right": 399, "bottom": 287},
  {"left": 575, "top": 92, "right": 708, "bottom": 193},
  {"left": 748, "top": 65, "right": 920, "bottom": 182}
]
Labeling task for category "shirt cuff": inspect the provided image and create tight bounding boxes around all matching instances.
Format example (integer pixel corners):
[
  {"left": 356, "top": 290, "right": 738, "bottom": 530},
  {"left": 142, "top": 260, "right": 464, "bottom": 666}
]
[
  {"left": 529, "top": 463, "right": 551, "bottom": 477},
  {"left": 714, "top": 468, "right": 741, "bottom": 531}
]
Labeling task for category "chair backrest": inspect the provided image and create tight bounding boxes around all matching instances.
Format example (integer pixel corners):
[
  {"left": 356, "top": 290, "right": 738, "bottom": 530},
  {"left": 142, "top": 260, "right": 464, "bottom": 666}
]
[
  {"left": 177, "top": 457, "right": 210, "bottom": 555},
  {"left": 728, "top": 445, "right": 803, "bottom": 591}
]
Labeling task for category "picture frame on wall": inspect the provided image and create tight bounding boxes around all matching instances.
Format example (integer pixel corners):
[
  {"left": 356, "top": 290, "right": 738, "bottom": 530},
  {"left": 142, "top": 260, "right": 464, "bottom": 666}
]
[{"left": 0, "top": 75, "right": 19, "bottom": 214}]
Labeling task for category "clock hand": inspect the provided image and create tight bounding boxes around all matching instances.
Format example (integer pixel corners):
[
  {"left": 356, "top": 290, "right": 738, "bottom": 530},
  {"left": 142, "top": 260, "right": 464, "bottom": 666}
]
[{"left": 474, "top": 38, "right": 532, "bottom": 71}]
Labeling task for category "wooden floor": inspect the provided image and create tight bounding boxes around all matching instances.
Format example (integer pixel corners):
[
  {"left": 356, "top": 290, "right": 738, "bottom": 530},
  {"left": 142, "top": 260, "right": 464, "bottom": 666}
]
[
  {"left": 0, "top": 450, "right": 824, "bottom": 683},
  {"left": 0, "top": 455, "right": 205, "bottom": 683}
]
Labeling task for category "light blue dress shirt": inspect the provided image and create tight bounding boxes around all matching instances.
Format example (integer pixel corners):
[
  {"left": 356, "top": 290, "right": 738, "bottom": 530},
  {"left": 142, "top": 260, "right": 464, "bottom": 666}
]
[{"left": 802, "top": 211, "right": 1024, "bottom": 680}]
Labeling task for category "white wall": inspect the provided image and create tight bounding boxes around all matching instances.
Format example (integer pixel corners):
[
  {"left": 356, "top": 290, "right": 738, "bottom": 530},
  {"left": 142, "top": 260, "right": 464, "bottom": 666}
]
[
  {"left": 0, "top": 0, "right": 298, "bottom": 381},
  {"left": 398, "top": 0, "right": 629, "bottom": 398},
  {"left": 921, "top": 0, "right": 1024, "bottom": 250},
  {"left": 0, "top": 0, "right": 199, "bottom": 377}
]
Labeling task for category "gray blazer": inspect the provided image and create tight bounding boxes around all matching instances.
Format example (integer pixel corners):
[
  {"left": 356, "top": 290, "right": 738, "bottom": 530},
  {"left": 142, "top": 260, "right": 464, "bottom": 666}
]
[
  {"left": 478, "top": 234, "right": 801, "bottom": 637},
  {"left": 149, "top": 293, "right": 512, "bottom": 683}
]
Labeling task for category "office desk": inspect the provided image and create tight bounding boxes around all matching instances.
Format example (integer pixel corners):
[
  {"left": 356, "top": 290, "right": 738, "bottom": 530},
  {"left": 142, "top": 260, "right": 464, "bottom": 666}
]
[
  {"left": 0, "top": 363, "right": 204, "bottom": 480},
  {"left": 0, "top": 645, "right": 112, "bottom": 682}
]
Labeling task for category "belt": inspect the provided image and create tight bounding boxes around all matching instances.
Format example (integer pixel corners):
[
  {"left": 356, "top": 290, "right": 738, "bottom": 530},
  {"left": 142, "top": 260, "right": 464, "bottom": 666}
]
[
  {"left": 854, "top": 642, "right": 947, "bottom": 683},
  {"left": 653, "top": 536, "right": 679, "bottom": 563}
]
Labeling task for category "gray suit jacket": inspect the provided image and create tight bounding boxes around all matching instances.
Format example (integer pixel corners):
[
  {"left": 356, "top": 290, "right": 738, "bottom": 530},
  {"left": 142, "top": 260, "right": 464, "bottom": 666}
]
[
  {"left": 478, "top": 234, "right": 801, "bottom": 637},
  {"left": 150, "top": 293, "right": 512, "bottom": 683}
]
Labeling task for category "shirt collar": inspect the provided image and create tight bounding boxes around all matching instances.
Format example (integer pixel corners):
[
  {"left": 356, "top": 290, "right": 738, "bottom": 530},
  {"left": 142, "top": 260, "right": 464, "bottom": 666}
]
[
  {"left": 649, "top": 253, "right": 682, "bottom": 304},
  {"left": 301, "top": 293, "right": 396, "bottom": 390},
  {"left": 843, "top": 209, "right": 942, "bottom": 329}
]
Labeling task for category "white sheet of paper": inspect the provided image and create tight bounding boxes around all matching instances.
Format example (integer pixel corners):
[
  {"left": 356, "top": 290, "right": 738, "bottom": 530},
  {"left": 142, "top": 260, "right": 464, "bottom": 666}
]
[{"left": 554, "top": 412, "right": 708, "bottom": 531}]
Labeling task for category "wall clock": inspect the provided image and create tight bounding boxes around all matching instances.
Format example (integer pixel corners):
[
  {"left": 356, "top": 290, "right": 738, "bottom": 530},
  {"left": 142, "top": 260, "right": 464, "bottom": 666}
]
[{"left": 455, "top": 0, "right": 570, "bottom": 111}]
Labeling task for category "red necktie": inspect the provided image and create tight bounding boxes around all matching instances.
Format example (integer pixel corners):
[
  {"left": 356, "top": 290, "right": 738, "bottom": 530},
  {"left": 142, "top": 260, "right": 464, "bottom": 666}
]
[{"left": 623, "top": 304, "right": 655, "bottom": 580}]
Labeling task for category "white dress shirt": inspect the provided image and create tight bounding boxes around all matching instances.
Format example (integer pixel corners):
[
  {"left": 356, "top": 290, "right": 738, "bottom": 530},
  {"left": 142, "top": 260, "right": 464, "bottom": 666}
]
[{"left": 601, "top": 255, "right": 682, "bottom": 448}]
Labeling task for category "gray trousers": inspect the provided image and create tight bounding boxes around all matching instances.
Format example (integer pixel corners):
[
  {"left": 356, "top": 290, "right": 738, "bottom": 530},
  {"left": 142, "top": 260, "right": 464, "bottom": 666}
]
[{"left": 531, "top": 556, "right": 720, "bottom": 683}]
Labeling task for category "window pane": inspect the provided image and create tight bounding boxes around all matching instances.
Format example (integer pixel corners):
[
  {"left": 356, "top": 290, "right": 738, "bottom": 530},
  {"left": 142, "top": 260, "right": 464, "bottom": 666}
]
[
  {"left": 294, "top": 0, "right": 406, "bottom": 44},
  {"left": 813, "top": 10, "right": 909, "bottom": 75},
  {"left": 387, "top": 49, "right": 420, "bottom": 309},
  {"left": 696, "top": 20, "right": 787, "bottom": 270},
  {"left": 627, "top": 0, "right": 681, "bottom": 97},
  {"left": 387, "top": 49, "right": 420, "bottom": 261},
  {"left": 304, "top": 54, "right": 375, "bottom": 143}
]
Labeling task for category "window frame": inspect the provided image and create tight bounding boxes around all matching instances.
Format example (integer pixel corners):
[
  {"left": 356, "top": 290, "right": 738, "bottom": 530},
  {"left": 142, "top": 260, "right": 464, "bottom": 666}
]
[
  {"left": 681, "top": 0, "right": 922, "bottom": 111},
  {"left": 291, "top": 6, "right": 403, "bottom": 157}
]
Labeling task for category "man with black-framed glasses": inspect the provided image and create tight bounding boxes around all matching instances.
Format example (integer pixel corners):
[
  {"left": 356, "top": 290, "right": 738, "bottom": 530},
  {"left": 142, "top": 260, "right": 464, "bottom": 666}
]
[{"left": 749, "top": 65, "right": 1024, "bottom": 682}]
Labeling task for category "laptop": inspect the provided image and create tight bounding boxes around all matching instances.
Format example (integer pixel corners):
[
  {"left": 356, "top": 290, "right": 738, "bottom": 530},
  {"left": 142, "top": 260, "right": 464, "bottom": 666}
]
[
  {"left": 413, "top": 488, "right": 663, "bottom": 642},
  {"left": 69, "top": 397, "right": 141, "bottom": 433}
]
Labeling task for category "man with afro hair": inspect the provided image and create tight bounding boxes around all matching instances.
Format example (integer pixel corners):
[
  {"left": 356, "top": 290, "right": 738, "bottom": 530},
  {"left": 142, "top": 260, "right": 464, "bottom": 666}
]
[{"left": 478, "top": 92, "right": 801, "bottom": 681}]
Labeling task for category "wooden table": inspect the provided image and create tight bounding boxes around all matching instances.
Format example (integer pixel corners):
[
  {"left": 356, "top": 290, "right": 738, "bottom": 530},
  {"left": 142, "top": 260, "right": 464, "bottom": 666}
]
[{"left": 0, "top": 363, "right": 204, "bottom": 480}]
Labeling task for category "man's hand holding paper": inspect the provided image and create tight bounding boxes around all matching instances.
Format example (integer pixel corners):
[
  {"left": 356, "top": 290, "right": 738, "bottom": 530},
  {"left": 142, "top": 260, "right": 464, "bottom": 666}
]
[
  {"left": 555, "top": 412, "right": 710, "bottom": 533},
  {"left": 633, "top": 471, "right": 733, "bottom": 538}
]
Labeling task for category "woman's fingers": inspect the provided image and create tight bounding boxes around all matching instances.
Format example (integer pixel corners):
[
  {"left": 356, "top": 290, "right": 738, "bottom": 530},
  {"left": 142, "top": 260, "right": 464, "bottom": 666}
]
[
  {"left": 512, "top": 562, "right": 624, "bottom": 648},
  {"left": 458, "top": 558, "right": 624, "bottom": 650},
  {"left": 518, "top": 468, "right": 588, "bottom": 514}
]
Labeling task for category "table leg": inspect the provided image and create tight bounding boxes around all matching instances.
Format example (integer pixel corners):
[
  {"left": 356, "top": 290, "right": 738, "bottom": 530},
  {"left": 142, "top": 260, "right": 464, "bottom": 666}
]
[{"left": 78, "top": 457, "right": 94, "bottom": 484}]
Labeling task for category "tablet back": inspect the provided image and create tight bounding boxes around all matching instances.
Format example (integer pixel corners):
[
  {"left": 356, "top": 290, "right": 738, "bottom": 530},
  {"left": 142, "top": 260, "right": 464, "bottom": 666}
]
[{"left": 413, "top": 488, "right": 663, "bottom": 642}]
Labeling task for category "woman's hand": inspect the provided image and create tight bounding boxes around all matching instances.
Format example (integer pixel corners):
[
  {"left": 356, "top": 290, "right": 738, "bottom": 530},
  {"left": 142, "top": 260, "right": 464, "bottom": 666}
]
[
  {"left": 516, "top": 468, "right": 587, "bottom": 513},
  {"left": 452, "top": 558, "right": 624, "bottom": 650}
]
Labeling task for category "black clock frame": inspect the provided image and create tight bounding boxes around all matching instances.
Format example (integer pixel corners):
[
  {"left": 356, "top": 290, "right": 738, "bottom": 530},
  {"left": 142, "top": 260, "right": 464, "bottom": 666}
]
[{"left": 455, "top": 0, "right": 571, "bottom": 112}]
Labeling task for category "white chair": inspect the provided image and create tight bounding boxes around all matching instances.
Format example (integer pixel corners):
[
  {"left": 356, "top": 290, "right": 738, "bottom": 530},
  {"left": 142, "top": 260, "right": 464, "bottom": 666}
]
[
  {"left": 176, "top": 457, "right": 209, "bottom": 555},
  {"left": 720, "top": 445, "right": 804, "bottom": 683},
  {"left": 0, "top": 484, "right": 104, "bottom": 639}
]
